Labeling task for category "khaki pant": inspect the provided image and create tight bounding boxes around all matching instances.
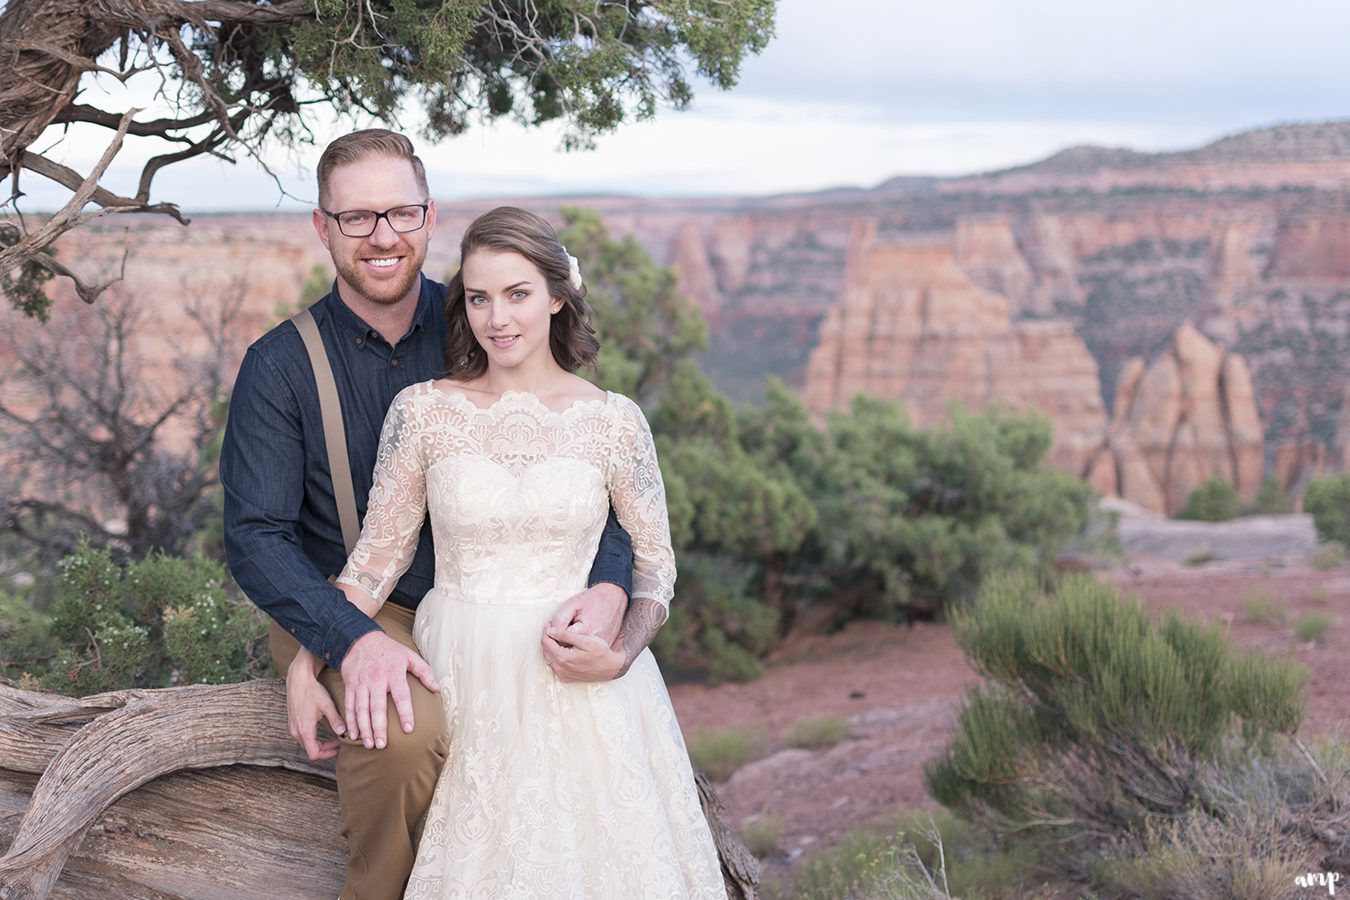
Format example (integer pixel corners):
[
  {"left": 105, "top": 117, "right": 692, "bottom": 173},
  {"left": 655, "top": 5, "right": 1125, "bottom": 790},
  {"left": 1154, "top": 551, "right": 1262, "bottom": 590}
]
[{"left": 271, "top": 604, "right": 448, "bottom": 900}]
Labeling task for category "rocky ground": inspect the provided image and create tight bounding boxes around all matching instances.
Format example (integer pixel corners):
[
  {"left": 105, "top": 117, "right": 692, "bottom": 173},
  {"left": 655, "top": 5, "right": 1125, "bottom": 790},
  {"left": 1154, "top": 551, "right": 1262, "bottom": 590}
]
[{"left": 667, "top": 509, "right": 1348, "bottom": 889}]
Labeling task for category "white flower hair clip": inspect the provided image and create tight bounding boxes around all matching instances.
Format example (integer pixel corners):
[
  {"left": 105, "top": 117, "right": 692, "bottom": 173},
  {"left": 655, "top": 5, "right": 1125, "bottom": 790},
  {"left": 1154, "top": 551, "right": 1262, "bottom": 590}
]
[{"left": 562, "top": 247, "right": 584, "bottom": 291}]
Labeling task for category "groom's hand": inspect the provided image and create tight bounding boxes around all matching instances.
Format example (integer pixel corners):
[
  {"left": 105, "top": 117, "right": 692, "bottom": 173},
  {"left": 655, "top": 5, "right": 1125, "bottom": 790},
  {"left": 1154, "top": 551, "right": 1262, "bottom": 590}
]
[
  {"left": 341, "top": 631, "right": 440, "bottom": 751},
  {"left": 286, "top": 647, "right": 345, "bottom": 761},
  {"left": 546, "top": 582, "right": 627, "bottom": 645}
]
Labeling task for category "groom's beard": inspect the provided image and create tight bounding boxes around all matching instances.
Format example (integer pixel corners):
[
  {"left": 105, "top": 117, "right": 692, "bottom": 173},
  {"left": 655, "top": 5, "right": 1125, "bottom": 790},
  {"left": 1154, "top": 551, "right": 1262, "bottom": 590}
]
[{"left": 330, "top": 235, "right": 427, "bottom": 306}]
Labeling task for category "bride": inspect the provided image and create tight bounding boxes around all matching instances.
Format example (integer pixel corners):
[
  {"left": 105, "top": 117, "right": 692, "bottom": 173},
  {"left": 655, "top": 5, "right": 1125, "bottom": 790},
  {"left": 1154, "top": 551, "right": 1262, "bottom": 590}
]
[{"left": 333, "top": 206, "right": 725, "bottom": 898}]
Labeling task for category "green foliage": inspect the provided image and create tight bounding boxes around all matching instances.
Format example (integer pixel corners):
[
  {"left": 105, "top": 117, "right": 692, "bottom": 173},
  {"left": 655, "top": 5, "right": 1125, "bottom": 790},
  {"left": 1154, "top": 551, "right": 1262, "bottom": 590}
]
[
  {"left": 925, "top": 572, "right": 1307, "bottom": 864},
  {"left": 1247, "top": 474, "right": 1292, "bottom": 515},
  {"left": 1241, "top": 586, "right": 1285, "bottom": 626},
  {"left": 1182, "top": 546, "right": 1220, "bottom": 566},
  {"left": 1294, "top": 612, "right": 1332, "bottom": 643},
  {"left": 1305, "top": 474, "right": 1350, "bottom": 545},
  {"left": 763, "top": 395, "right": 1093, "bottom": 620},
  {"left": 739, "top": 815, "right": 782, "bottom": 858},
  {"left": 782, "top": 715, "right": 852, "bottom": 750},
  {"left": 1312, "top": 541, "right": 1346, "bottom": 570},
  {"left": 686, "top": 725, "right": 769, "bottom": 781},
  {"left": 1088, "top": 741, "right": 1348, "bottom": 898},
  {"left": 0, "top": 224, "right": 55, "bottom": 320},
  {"left": 0, "top": 587, "right": 57, "bottom": 676},
  {"left": 560, "top": 206, "right": 710, "bottom": 401},
  {"left": 1178, "top": 476, "right": 1241, "bottom": 522},
  {"left": 8, "top": 539, "right": 267, "bottom": 695}
]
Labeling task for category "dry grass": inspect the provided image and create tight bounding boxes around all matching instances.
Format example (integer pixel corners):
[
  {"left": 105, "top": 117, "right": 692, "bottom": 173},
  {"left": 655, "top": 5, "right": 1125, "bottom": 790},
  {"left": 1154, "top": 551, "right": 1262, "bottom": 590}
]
[
  {"left": 687, "top": 726, "right": 769, "bottom": 782},
  {"left": 782, "top": 715, "right": 852, "bottom": 750}
]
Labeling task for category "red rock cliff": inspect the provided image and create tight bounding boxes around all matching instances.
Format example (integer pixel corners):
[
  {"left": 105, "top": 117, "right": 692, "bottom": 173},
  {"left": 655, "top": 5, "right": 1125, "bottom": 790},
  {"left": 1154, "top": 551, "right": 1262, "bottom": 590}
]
[{"left": 803, "top": 222, "right": 1107, "bottom": 475}]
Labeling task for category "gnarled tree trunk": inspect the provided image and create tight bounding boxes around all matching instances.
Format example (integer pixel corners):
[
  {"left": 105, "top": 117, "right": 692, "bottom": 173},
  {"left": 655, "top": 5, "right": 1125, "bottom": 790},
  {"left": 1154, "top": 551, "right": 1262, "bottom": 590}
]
[{"left": 0, "top": 679, "right": 759, "bottom": 899}]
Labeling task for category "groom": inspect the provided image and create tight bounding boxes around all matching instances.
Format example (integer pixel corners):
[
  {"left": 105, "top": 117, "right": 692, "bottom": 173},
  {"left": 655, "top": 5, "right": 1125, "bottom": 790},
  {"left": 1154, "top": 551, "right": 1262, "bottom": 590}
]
[{"left": 220, "top": 129, "right": 634, "bottom": 898}]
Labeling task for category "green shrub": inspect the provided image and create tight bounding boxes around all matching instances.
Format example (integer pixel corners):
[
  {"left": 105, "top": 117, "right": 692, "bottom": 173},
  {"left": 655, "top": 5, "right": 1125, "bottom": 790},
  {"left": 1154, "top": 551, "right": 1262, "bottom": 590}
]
[
  {"left": 650, "top": 554, "right": 778, "bottom": 684},
  {"left": 782, "top": 715, "right": 852, "bottom": 750},
  {"left": 739, "top": 815, "right": 782, "bottom": 858},
  {"left": 1294, "top": 613, "right": 1332, "bottom": 643},
  {"left": 1304, "top": 474, "right": 1350, "bottom": 545},
  {"left": 1312, "top": 541, "right": 1345, "bottom": 571},
  {"left": 18, "top": 539, "right": 267, "bottom": 694},
  {"left": 1089, "top": 741, "right": 1347, "bottom": 898},
  {"left": 687, "top": 726, "right": 769, "bottom": 782},
  {"left": 0, "top": 587, "right": 57, "bottom": 677},
  {"left": 925, "top": 572, "right": 1307, "bottom": 867},
  {"left": 1241, "top": 587, "right": 1286, "bottom": 625},
  {"left": 1182, "top": 546, "right": 1220, "bottom": 566},
  {"left": 783, "top": 811, "right": 1037, "bottom": 900},
  {"left": 1247, "top": 474, "right": 1293, "bottom": 515},
  {"left": 1178, "top": 476, "right": 1241, "bottom": 521}
]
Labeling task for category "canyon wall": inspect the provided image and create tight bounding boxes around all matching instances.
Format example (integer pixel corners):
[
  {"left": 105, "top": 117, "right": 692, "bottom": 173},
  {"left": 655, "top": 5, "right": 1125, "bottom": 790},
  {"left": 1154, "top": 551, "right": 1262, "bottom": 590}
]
[{"left": 802, "top": 222, "right": 1107, "bottom": 475}]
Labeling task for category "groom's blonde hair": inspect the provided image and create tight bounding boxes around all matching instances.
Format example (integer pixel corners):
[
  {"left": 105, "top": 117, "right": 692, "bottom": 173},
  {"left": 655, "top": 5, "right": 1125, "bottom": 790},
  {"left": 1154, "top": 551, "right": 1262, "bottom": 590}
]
[{"left": 317, "top": 129, "right": 429, "bottom": 208}]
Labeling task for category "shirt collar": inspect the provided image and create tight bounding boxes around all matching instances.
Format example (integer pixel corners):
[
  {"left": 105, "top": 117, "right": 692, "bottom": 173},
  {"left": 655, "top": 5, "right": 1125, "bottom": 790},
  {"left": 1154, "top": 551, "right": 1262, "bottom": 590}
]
[{"left": 324, "top": 275, "right": 433, "bottom": 344}]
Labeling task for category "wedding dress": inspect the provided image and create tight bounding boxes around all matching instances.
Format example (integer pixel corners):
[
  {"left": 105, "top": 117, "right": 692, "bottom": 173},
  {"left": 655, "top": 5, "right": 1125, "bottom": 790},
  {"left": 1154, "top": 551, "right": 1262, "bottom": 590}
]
[{"left": 337, "top": 382, "right": 724, "bottom": 900}]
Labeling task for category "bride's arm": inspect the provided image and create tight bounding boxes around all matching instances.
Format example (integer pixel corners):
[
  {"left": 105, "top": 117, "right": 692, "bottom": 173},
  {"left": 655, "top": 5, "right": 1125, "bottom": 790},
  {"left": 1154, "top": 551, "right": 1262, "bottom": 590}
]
[
  {"left": 605, "top": 396, "right": 675, "bottom": 678},
  {"left": 540, "top": 395, "right": 672, "bottom": 682}
]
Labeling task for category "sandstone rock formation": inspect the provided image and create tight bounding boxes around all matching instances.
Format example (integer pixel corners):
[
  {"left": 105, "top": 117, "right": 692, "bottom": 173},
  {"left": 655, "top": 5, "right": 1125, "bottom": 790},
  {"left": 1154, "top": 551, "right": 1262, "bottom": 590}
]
[
  {"left": 1094, "top": 324, "right": 1264, "bottom": 514},
  {"left": 1265, "top": 216, "right": 1350, "bottom": 279},
  {"left": 952, "top": 215, "right": 1033, "bottom": 309},
  {"left": 802, "top": 221, "right": 1107, "bottom": 475},
  {"left": 666, "top": 221, "right": 724, "bottom": 324}
]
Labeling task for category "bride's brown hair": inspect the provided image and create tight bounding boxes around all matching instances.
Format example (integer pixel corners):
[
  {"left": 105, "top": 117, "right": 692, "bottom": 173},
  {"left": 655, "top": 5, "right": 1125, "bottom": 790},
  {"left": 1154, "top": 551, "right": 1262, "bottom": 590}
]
[{"left": 444, "top": 206, "right": 600, "bottom": 380}]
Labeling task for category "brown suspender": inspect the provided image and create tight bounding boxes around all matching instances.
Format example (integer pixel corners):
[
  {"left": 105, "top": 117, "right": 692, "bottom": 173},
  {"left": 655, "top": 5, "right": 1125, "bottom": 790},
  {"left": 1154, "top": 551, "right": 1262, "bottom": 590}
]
[{"left": 291, "top": 308, "right": 361, "bottom": 556}]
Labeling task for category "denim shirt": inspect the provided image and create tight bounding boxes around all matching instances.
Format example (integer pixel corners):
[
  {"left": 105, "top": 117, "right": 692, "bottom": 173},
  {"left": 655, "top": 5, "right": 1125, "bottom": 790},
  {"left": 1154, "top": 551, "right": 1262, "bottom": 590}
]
[{"left": 221, "top": 277, "right": 634, "bottom": 667}]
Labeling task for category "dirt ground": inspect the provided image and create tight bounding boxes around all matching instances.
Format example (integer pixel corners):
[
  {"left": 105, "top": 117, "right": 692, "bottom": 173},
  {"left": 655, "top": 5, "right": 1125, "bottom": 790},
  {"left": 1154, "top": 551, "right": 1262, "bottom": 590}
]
[{"left": 666, "top": 512, "right": 1350, "bottom": 884}]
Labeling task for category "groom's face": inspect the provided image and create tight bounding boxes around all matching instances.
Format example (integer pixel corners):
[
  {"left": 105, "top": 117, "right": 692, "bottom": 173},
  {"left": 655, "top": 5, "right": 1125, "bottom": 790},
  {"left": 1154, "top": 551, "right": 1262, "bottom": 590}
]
[{"left": 313, "top": 153, "right": 435, "bottom": 307}]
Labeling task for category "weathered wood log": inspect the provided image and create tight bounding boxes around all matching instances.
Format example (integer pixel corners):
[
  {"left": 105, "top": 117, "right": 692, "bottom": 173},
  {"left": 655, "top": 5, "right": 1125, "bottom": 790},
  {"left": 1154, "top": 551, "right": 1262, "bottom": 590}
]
[{"left": 0, "top": 679, "right": 759, "bottom": 899}]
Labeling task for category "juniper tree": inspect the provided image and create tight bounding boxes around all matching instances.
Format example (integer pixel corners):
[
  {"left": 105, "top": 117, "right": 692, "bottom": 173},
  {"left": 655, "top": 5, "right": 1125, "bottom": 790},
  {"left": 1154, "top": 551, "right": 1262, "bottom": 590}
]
[{"left": 0, "top": 0, "right": 776, "bottom": 315}]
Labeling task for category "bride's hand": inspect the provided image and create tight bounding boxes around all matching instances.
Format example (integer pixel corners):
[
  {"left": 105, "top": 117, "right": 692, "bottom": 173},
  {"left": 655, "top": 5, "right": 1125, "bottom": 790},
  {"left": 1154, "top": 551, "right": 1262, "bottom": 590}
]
[{"left": 541, "top": 621, "right": 625, "bottom": 682}]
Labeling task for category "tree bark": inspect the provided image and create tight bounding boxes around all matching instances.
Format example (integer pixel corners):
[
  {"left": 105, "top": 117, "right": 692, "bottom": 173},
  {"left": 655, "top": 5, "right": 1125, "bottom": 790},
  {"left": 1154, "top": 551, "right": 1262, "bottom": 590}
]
[{"left": 0, "top": 679, "right": 759, "bottom": 899}]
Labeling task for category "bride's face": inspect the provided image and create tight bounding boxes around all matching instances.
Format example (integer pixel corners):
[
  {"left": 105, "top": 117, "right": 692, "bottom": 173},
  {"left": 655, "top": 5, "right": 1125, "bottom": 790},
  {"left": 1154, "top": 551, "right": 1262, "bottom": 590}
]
[{"left": 462, "top": 248, "right": 563, "bottom": 373}]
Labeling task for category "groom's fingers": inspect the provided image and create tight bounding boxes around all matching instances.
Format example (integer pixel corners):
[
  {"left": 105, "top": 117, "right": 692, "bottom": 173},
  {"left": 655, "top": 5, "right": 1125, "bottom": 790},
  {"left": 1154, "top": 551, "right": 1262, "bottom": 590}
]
[
  {"left": 547, "top": 597, "right": 582, "bottom": 631},
  {"left": 317, "top": 690, "right": 346, "bottom": 738}
]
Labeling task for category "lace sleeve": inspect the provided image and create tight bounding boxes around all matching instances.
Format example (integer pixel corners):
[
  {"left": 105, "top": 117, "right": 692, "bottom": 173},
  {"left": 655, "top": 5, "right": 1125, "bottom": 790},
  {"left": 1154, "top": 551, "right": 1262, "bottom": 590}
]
[
  {"left": 606, "top": 396, "right": 674, "bottom": 675},
  {"left": 336, "top": 389, "right": 426, "bottom": 607}
]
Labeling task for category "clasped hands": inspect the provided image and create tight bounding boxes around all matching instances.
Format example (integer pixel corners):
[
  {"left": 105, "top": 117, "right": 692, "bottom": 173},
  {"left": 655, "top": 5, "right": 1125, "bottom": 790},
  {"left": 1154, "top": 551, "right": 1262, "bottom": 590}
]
[{"left": 286, "top": 583, "right": 628, "bottom": 760}]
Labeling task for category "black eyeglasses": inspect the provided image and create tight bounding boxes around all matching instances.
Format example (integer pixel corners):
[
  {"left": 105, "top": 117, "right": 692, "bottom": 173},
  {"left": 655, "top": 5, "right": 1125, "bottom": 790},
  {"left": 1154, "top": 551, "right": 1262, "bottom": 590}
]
[{"left": 320, "top": 204, "right": 429, "bottom": 238}]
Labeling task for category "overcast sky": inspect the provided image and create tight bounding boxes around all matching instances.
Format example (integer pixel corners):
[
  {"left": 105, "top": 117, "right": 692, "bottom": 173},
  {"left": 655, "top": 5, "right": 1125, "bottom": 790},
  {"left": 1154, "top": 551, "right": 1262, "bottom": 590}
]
[{"left": 16, "top": 0, "right": 1350, "bottom": 210}]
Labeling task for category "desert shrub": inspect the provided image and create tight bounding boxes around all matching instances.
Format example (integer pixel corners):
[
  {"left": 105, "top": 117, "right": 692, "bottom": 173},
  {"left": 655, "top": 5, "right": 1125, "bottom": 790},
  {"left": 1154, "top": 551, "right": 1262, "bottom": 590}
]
[
  {"left": 1248, "top": 474, "right": 1293, "bottom": 515},
  {"left": 782, "top": 715, "right": 852, "bottom": 750},
  {"left": 1178, "top": 476, "right": 1241, "bottom": 522},
  {"left": 739, "top": 815, "right": 782, "bottom": 858},
  {"left": 649, "top": 554, "right": 779, "bottom": 684},
  {"left": 783, "top": 810, "right": 1036, "bottom": 900},
  {"left": 1294, "top": 613, "right": 1332, "bottom": 643},
  {"left": 687, "top": 725, "right": 770, "bottom": 782},
  {"left": 1242, "top": 586, "right": 1287, "bottom": 625},
  {"left": 1312, "top": 541, "right": 1346, "bottom": 571},
  {"left": 1183, "top": 546, "right": 1220, "bottom": 566},
  {"left": 1304, "top": 474, "right": 1350, "bottom": 546},
  {"left": 1089, "top": 741, "right": 1347, "bottom": 899},
  {"left": 738, "top": 388, "right": 1096, "bottom": 624},
  {"left": 925, "top": 572, "right": 1307, "bottom": 874},
  {"left": 0, "top": 587, "right": 57, "bottom": 677},
  {"left": 25, "top": 539, "right": 267, "bottom": 695}
]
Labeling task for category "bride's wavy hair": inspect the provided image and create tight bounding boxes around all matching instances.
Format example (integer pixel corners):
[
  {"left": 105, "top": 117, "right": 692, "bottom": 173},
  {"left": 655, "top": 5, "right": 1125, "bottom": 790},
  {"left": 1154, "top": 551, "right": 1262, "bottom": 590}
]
[{"left": 444, "top": 206, "right": 600, "bottom": 380}]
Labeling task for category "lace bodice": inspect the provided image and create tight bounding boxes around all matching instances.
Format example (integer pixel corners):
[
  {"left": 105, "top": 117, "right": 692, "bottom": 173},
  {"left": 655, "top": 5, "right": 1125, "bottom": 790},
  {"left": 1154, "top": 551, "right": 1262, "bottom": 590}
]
[{"left": 337, "top": 382, "right": 674, "bottom": 613}]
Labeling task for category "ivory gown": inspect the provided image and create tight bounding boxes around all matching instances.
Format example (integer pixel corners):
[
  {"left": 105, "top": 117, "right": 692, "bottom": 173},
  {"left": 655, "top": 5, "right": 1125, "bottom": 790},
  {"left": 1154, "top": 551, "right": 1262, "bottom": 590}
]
[{"left": 337, "top": 383, "right": 723, "bottom": 900}]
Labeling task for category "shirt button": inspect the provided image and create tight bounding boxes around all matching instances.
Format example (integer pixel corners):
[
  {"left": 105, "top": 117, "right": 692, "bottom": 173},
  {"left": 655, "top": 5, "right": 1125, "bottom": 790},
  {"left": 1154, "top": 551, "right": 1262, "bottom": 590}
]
[
  {"left": 391, "top": 359, "right": 399, "bottom": 367},
  {"left": 355, "top": 338, "right": 364, "bottom": 346},
  {"left": 324, "top": 652, "right": 331, "bottom": 660}
]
